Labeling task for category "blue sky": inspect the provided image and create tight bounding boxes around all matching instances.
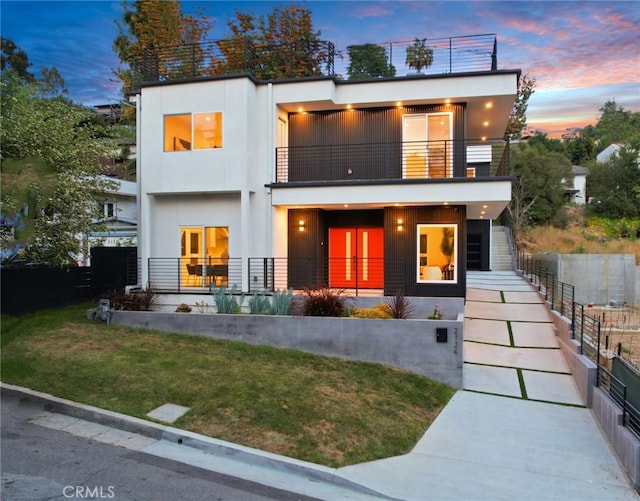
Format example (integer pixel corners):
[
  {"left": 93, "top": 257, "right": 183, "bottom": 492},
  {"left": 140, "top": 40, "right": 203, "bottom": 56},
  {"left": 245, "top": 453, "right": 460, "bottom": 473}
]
[{"left": 1, "top": 0, "right": 638, "bottom": 136}]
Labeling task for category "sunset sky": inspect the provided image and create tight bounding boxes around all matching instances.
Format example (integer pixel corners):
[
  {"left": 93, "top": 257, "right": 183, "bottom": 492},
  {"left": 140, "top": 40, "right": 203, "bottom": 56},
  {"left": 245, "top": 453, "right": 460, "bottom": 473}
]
[{"left": 2, "top": 0, "right": 638, "bottom": 137}]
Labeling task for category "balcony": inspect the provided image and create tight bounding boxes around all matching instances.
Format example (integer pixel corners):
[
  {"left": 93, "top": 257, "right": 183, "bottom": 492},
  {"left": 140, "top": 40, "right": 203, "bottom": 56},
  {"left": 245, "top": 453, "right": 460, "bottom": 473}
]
[
  {"left": 147, "top": 257, "right": 408, "bottom": 296},
  {"left": 275, "top": 139, "right": 510, "bottom": 184},
  {"left": 131, "top": 34, "right": 498, "bottom": 88}
]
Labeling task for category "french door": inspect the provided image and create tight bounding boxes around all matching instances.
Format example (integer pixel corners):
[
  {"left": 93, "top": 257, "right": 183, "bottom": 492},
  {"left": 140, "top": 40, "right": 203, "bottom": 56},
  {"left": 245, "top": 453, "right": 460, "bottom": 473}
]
[{"left": 329, "top": 228, "right": 384, "bottom": 289}]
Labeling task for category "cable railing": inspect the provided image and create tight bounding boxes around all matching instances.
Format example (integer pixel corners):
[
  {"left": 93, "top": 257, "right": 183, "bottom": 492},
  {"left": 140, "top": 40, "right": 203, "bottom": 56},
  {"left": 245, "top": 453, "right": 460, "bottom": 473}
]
[
  {"left": 131, "top": 33, "right": 499, "bottom": 88},
  {"left": 147, "top": 257, "right": 408, "bottom": 296},
  {"left": 275, "top": 139, "right": 509, "bottom": 183},
  {"left": 517, "top": 250, "right": 639, "bottom": 439}
]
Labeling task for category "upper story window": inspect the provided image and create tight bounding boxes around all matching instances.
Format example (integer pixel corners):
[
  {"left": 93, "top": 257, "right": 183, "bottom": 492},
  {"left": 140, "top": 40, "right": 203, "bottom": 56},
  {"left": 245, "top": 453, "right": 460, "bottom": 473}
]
[{"left": 164, "top": 112, "right": 223, "bottom": 152}]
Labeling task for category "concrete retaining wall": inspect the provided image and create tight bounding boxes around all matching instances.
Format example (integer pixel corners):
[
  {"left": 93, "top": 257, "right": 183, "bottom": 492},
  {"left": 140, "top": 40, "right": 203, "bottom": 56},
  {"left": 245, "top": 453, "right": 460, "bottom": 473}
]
[
  {"left": 110, "top": 311, "right": 464, "bottom": 388},
  {"left": 592, "top": 387, "right": 640, "bottom": 491},
  {"left": 533, "top": 253, "right": 638, "bottom": 305}
]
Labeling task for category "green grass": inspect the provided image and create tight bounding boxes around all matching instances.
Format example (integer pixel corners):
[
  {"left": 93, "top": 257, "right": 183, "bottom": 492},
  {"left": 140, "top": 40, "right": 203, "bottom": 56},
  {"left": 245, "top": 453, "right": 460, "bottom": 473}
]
[{"left": 1, "top": 304, "right": 454, "bottom": 467}]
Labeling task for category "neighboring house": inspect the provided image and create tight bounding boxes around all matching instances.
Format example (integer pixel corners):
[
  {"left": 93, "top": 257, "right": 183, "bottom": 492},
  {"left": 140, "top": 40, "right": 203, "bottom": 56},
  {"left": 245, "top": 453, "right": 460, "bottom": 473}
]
[
  {"left": 566, "top": 165, "right": 588, "bottom": 204},
  {"left": 77, "top": 176, "right": 137, "bottom": 266},
  {"left": 131, "top": 34, "right": 519, "bottom": 298},
  {"left": 596, "top": 143, "right": 622, "bottom": 164}
]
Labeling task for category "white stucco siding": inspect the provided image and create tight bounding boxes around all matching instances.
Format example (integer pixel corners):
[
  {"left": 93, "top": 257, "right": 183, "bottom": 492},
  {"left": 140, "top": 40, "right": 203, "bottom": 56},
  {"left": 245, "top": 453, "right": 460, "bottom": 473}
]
[
  {"left": 148, "top": 192, "right": 271, "bottom": 259},
  {"left": 150, "top": 194, "right": 242, "bottom": 258},
  {"left": 140, "top": 78, "right": 268, "bottom": 195}
]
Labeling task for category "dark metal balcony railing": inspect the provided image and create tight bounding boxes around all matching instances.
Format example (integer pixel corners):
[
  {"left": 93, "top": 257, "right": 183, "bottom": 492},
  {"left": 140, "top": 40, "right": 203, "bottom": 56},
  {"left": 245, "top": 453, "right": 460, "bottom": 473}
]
[
  {"left": 147, "top": 257, "right": 407, "bottom": 296},
  {"left": 148, "top": 258, "right": 242, "bottom": 292},
  {"left": 275, "top": 139, "right": 509, "bottom": 183},
  {"left": 132, "top": 34, "right": 498, "bottom": 87}
]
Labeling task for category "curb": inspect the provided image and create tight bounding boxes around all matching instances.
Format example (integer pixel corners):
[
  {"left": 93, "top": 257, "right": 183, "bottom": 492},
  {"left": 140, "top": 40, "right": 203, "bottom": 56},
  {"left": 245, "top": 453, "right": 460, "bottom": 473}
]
[{"left": 1, "top": 382, "right": 394, "bottom": 500}]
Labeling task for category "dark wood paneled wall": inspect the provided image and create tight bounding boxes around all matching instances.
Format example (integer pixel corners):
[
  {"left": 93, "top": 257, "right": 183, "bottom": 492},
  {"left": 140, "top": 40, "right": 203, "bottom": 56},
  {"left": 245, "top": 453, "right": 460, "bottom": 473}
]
[
  {"left": 288, "top": 104, "right": 466, "bottom": 181},
  {"left": 384, "top": 205, "right": 467, "bottom": 297}
]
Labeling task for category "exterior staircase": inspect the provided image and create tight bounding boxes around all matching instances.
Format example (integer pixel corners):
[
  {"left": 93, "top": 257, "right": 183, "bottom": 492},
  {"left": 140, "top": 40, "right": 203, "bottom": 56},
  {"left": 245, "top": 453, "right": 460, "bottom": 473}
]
[{"left": 491, "top": 226, "right": 515, "bottom": 271}]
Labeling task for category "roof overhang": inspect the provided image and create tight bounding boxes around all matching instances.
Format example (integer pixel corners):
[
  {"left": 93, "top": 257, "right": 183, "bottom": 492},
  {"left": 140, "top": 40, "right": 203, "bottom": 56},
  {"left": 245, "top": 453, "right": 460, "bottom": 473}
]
[{"left": 269, "top": 178, "right": 513, "bottom": 220}]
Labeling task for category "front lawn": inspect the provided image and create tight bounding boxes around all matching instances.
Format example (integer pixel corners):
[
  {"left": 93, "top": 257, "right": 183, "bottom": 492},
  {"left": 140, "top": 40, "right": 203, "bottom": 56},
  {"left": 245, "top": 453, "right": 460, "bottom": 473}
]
[{"left": 1, "top": 304, "right": 454, "bottom": 467}]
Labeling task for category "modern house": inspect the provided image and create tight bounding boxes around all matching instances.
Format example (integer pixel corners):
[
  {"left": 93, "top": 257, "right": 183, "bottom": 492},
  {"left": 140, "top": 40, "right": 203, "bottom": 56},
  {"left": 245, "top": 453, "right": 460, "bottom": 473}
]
[{"left": 131, "top": 34, "right": 519, "bottom": 298}]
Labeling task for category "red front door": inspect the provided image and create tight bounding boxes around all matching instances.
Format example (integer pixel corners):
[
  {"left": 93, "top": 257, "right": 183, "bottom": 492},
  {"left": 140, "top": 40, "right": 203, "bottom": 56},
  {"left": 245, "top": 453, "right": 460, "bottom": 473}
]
[{"left": 329, "top": 228, "right": 384, "bottom": 288}]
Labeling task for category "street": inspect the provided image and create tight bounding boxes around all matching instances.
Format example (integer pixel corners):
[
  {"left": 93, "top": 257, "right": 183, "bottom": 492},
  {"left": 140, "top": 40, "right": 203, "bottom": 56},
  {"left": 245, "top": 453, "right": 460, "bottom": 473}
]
[{"left": 1, "top": 392, "right": 318, "bottom": 501}]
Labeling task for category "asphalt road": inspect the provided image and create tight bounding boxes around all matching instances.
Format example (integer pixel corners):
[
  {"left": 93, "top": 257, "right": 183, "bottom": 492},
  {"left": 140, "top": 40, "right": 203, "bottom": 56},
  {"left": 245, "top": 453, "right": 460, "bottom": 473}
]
[{"left": 1, "top": 392, "right": 318, "bottom": 501}]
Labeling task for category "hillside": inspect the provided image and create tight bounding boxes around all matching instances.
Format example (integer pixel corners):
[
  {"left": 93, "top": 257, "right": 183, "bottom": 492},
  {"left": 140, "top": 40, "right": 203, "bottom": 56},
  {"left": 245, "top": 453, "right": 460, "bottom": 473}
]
[{"left": 518, "top": 206, "right": 640, "bottom": 262}]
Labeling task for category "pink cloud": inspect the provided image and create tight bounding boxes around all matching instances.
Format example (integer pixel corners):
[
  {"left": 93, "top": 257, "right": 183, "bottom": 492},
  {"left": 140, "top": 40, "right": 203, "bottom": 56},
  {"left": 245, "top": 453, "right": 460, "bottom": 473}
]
[{"left": 353, "top": 5, "right": 394, "bottom": 19}]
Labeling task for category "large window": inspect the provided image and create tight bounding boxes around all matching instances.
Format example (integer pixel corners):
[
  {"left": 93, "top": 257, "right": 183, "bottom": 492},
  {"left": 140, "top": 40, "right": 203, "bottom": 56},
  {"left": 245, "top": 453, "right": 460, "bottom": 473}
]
[
  {"left": 180, "top": 226, "right": 229, "bottom": 287},
  {"left": 417, "top": 224, "right": 457, "bottom": 283},
  {"left": 164, "top": 112, "right": 223, "bottom": 152}
]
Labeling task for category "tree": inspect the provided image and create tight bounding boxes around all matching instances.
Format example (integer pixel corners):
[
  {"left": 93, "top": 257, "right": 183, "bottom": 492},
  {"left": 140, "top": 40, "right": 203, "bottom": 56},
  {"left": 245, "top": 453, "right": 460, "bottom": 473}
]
[
  {"left": 38, "top": 66, "right": 68, "bottom": 97},
  {"left": 405, "top": 38, "right": 433, "bottom": 74},
  {"left": 1, "top": 37, "right": 35, "bottom": 82},
  {"left": 507, "top": 135, "right": 573, "bottom": 237},
  {"left": 592, "top": 100, "right": 640, "bottom": 152},
  {"left": 504, "top": 73, "right": 536, "bottom": 140},
  {"left": 563, "top": 127, "right": 596, "bottom": 164},
  {"left": 587, "top": 147, "right": 640, "bottom": 219},
  {"left": 346, "top": 44, "right": 395, "bottom": 80},
  {"left": 219, "top": 4, "right": 328, "bottom": 80},
  {"left": 1, "top": 74, "right": 114, "bottom": 266},
  {"left": 113, "top": 0, "right": 213, "bottom": 94}
]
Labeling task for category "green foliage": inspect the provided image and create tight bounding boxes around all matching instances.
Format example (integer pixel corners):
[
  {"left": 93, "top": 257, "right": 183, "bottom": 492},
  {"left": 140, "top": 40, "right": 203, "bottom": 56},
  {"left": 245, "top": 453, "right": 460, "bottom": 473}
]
[
  {"left": 347, "top": 44, "right": 395, "bottom": 80},
  {"left": 106, "top": 288, "right": 158, "bottom": 311},
  {"left": 220, "top": 5, "right": 327, "bottom": 80},
  {"left": 504, "top": 73, "right": 536, "bottom": 140},
  {"left": 350, "top": 304, "right": 394, "bottom": 319},
  {"left": 405, "top": 38, "right": 433, "bottom": 74},
  {"left": 385, "top": 292, "right": 415, "bottom": 319},
  {"left": 248, "top": 291, "right": 272, "bottom": 315},
  {"left": 1, "top": 38, "right": 35, "bottom": 82},
  {"left": 270, "top": 288, "right": 293, "bottom": 315},
  {"left": 113, "top": 0, "right": 212, "bottom": 95},
  {"left": 587, "top": 147, "right": 640, "bottom": 219},
  {"left": 507, "top": 136, "right": 573, "bottom": 236},
  {"left": 211, "top": 285, "right": 245, "bottom": 314},
  {"left": 427, "top": 305, "right": 444, "bottom": 320},
  {"left": 593, "top": 100, "right": 640, "bottom": 153},
  {"left": 588, "top": 217, "right": 640, "bottom": 239},
  {"left": 1, "top": 74, "right": 114, "bottom": 265},
  {"left": 295, "top": 287, "right": 350, "bottom": 317}
]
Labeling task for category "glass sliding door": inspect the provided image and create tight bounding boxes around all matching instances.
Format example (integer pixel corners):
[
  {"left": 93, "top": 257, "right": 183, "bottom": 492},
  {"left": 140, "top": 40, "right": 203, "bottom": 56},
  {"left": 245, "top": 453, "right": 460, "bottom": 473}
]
[
  {"left": 180, "top": 226, "right": 229, "bottom": 287},
  {"left": 403, "top": 113, "right": 452, "bottom": 179}
]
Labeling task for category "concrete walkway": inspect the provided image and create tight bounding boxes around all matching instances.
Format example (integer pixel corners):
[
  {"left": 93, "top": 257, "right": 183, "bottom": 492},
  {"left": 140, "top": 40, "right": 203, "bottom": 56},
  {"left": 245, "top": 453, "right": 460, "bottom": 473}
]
[
  {"left": 337, "top": 271, "right": 638, "bottom": 500},
  {"left": 3, "top": 271, "right": 639, "bottom": 500}
]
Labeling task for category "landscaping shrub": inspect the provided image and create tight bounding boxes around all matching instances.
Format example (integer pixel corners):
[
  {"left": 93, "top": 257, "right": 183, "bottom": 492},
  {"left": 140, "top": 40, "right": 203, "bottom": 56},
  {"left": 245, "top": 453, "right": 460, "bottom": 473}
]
[
  {"left": 351, "top": 304, "right": 393, "bottom": 319},
  {"left": 294, "top": 287, "right": 351, "bottom": 317},
  {"left": 270, "top": 288, "right": 293, "bottom": 315},
  {"left": 248, "top": 291, "right": 272, "bottom": 314},
  {"left": 211, "top": 285, "right": 245, "bottom": 314},
  {"left": 385, "top": 292, "right": 415, "bottom": 319},
  {"left": 106, "top": 287, "right": 158, "bottom": 311}
]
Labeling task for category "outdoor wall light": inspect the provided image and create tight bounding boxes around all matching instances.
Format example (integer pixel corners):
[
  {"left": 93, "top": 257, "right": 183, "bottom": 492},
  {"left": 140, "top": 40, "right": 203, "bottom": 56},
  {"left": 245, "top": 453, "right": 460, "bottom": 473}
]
[
  {"left": 298, "top": 219, "right": 305, "bottom": 232},
  {"left": 397, "top": 218, "right": 404, "bottom": 232}
]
